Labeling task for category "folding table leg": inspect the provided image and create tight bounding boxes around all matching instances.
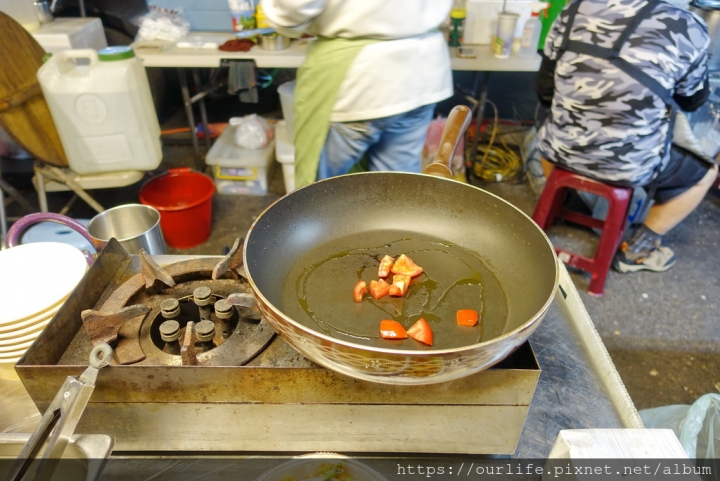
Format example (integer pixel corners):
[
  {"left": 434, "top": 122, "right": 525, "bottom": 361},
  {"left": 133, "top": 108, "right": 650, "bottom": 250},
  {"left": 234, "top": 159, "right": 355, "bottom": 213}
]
[
  {"left": 469, "top": 71, "right": 491, "bottom": 181},
  {"left": 193, "top": 68, "right": 212, "bottom": 152},
  {"left": 178, "top": 67, "right": 203, "bottom": 171},
  {"left": 45, "top": 166, "right": 104, "bottom": 213},
  {"left": 34, "top": 163, "right": 49, "bottom": 212}
]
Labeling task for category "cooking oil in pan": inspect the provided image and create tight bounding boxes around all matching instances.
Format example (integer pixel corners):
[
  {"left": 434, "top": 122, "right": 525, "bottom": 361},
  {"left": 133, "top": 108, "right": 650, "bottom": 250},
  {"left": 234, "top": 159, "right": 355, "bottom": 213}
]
[{"left": 280, "top": 235, "right": 509, "bottom": 350}]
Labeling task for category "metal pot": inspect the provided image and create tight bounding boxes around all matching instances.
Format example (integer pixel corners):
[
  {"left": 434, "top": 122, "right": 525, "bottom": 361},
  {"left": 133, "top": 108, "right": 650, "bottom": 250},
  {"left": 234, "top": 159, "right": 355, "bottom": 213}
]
[
  {"left": 259, "top": 34, "right": 291, "bottom": 51},
  {"left": 243, "top": 106, "right": 559, "bottom": 385},
  {"left": 85, "top": 204, "right": 165, "bottom": 255},
  {"left": 5, "top": 204, "right": 166, "bottom": 262}
]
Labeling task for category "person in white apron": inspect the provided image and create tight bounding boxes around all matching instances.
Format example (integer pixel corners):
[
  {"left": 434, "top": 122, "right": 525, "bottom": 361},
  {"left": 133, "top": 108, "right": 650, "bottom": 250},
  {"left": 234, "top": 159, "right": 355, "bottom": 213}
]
[
  {"left": 261, "top": 0, "right": 454, "bottom": 189},
  {"left": 534, "top": 0, "right": 718, "bottom": 273}
]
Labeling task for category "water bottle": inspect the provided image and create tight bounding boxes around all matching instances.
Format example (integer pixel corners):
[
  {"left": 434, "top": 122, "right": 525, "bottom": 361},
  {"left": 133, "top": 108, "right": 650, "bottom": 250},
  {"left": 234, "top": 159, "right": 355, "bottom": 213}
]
[{"left": 519, "top": 3, "right": 548, "bottom": 58}]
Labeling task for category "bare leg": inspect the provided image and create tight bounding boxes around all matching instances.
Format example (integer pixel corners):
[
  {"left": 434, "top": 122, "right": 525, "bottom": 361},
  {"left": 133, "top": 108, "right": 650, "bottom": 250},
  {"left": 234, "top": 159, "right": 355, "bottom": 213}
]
[{"left": 644, "top": 164, "right": 718, "bottom": 235}]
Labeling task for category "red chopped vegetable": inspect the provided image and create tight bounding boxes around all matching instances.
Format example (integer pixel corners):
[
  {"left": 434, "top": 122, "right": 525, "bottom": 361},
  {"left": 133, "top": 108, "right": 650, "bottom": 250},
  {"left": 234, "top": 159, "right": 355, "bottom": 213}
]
[
  {"left": 456, "top": 309, "right": 479, "bottom": 327},
  {"left": 407, "top": 318, "right": 433, "bottom": 346},
  {"left": 353, "top": 280, "right": 368, "bottom": 303},
  {"left": 389, "top": 274, "right": 411, "bottom": 297},
  {"left": 369, "top": 279, "right": 390, "bottom": 299},
  {"left": 380, "top": 320, "right": 407, "bottom": 339},
  {"left": 391, "top": 254, "right": 423, "bottom": 277},
  {"left": 378, "top": 255, "right": 394, "bottom": 278}
]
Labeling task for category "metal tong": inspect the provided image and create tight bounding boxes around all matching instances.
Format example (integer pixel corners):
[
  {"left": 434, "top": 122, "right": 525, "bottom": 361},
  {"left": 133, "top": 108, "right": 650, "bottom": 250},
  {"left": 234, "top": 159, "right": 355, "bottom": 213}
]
[{"left": 5, "top": 343, "right": 113, "bottom": 481}]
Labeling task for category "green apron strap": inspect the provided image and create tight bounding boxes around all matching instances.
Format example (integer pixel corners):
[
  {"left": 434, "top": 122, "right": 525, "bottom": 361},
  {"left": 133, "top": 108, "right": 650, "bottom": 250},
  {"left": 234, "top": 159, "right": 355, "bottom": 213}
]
[{"left": 293, "top": 36, "right": 379, "bottom": 189}]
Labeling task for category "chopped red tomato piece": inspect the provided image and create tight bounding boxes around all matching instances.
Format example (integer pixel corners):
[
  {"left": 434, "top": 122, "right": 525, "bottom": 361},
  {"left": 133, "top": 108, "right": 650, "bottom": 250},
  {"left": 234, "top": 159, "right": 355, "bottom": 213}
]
[
  {"left": 456, "top": 309, "right": 479, "bottom": 327},
  {"left": 380, "top": 320, "right": 407, "bottom": 339},
  {"left": 378, "top": 255, "right": 395, "bottom": 278},
  {"left": 369, "top": 279, "right": 390, "bottom": 299},
  {"left": 407, "top": 318, "right": 433, "bottom": 346},
  {"left": 389, "top": 274, "right": 411, "bottom": 297},
  {"left": 353, "top": 280, "right": 368, "bottom": 303},
  {"left": 391, "top": 254, "right": 423, "bottom": 277}
]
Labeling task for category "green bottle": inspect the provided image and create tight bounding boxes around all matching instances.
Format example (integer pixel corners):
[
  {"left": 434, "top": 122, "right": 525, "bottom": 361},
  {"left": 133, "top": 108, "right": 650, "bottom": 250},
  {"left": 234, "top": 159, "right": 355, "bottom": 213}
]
[{"left": 449, "top": 1, "right": 467, "bottom": 47}]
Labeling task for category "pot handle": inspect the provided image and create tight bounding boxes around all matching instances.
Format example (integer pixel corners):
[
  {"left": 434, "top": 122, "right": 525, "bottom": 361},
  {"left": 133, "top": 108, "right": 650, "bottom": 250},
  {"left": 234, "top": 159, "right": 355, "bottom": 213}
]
[
  {"left": 5, "top": 213, "right": 96, "bottom": 266},
  {"left": 423, "top": 105, "right": 473, "bottom": 179}
]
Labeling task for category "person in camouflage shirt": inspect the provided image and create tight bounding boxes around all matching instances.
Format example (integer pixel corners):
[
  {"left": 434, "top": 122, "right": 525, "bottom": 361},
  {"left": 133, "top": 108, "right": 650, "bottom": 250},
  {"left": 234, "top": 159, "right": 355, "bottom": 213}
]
[{"left": 535, "top": 0, "right": 719, "bottom": 273}]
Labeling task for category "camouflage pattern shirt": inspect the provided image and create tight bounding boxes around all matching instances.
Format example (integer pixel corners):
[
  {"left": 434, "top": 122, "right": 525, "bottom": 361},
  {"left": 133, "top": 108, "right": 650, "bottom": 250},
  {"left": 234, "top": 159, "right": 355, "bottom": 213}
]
[{"left": 536, "top": 0, "right": 710, "bottom": 186}]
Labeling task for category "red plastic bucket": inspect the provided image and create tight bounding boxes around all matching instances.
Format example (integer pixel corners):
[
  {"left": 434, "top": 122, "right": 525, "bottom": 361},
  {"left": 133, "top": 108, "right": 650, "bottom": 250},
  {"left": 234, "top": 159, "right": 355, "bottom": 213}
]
[{"left": 139, "top": 168, "right": 215, "bottom": 249}]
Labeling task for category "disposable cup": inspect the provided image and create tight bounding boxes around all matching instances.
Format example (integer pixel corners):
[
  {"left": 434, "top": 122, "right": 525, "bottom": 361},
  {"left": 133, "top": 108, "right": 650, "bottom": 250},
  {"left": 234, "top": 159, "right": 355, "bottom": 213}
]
[{"left": 494, "top": 12, "right": 519, "bottom": 59}]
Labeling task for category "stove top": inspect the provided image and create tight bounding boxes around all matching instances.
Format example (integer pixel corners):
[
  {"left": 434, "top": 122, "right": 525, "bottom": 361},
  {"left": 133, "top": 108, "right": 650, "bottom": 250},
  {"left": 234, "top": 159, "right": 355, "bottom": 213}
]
[{"left": 15, "top": 239, "right": 540, "bottom": 454}]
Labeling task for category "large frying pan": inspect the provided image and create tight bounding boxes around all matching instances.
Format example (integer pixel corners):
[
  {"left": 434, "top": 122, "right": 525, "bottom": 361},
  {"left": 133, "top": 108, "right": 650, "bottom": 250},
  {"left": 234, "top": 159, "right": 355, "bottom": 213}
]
[{"left": 244, "top": 106, "right": 558, "bottom": 385}]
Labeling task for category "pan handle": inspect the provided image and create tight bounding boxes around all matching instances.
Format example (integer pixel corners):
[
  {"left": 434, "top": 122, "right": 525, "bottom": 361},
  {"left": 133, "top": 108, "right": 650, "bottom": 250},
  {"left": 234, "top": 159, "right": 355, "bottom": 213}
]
[{"left": 423, "top": 105, "right": 473, "bottom": 179}]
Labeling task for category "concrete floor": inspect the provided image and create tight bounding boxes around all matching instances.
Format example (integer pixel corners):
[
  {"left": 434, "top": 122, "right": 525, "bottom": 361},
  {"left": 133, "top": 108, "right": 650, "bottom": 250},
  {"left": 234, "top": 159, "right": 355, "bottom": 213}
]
[
  {"left": 475, "top": 180, "right": 720, "bottom": 409},
  {"left": 3, "top": 127, "right": 719, "bottom": 412}
]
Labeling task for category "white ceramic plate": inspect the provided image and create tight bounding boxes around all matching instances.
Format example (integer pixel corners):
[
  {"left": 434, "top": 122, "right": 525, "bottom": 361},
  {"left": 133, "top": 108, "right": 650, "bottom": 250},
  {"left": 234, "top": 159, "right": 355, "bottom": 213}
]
[
  {"left": 0, "top": 348, "right": 26, "bottom": 360},
  {"left": 0, "top": 303, "right": 60, "bottom": 335},
  {"left": 0, "top": 339, "right": 33, "bottom": 353},
  {"left": 0, "top": 242, "right": 87, "bottom": 326},
  {"left": 0, "top": 317, "right": 51, "bottom": 343}
]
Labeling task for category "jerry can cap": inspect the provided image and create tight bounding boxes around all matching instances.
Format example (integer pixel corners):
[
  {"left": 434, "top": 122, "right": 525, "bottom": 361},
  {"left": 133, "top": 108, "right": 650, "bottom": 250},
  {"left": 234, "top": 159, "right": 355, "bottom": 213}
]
[{"left": 98, "top": 45, "right": 135, "bottom": 61}]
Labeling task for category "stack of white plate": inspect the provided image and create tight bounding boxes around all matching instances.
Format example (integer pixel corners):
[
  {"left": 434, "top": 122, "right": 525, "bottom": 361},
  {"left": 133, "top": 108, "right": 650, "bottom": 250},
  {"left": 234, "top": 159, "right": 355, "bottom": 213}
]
[{"left": 0, "top": 242, "right": 88, "bottom": 381}]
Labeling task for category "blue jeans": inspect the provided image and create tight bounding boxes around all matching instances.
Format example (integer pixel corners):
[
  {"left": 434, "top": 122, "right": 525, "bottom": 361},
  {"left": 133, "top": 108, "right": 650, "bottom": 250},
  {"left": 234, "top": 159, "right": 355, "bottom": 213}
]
[{"left": 317, "top": 104, "right": 435, "bottom": 179}]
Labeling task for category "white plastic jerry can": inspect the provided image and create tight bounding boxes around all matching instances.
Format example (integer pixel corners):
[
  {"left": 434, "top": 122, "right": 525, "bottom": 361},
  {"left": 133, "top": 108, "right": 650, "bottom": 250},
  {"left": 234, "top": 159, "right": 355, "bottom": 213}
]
[{"left": 37, "top": 46, "right": 162, "bottom": 175}]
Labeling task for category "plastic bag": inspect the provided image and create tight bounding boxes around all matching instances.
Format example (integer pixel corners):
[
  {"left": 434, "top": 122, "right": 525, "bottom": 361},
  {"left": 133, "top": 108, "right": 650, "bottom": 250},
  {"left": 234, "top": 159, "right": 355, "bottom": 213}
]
[
  {"left": 640, "top": 393, "right": 720, "bottom": 459},
  {"left": 680, "top": 393, "right": 720, "bottom": 459},
  {"left": 230, "top": 114, "right": 273, "bottom": 149},
  {"left": 136, "top": 6, "right": 190, "bottom": 42}
]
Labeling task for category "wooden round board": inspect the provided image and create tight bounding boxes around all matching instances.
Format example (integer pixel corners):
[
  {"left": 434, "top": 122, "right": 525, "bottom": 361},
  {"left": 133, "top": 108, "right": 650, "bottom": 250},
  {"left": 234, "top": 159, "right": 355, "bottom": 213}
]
[{"left": 0, "top": 12, "right": 68, "bottom": 166}]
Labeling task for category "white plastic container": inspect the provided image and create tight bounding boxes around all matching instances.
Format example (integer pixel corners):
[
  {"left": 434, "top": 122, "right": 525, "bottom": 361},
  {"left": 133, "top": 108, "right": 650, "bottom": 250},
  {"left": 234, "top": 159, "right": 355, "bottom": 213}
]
[
  {"left": 0, "top": 0, "right": 41, "bottom": 32},
  {"left": 277, "top": 80, "right": 296, "bottom": 140},
  {"left": 275, "top": 120, "right": 295, "bottom": 194},
  {"left": 37, "top": 46, "right": 162, "bottom": 175},
  {"left": 31, "top": 18, "right": 108, "bottom": 53},
  {"left": 206, "top": 122, "right": 276, "bottom": 196}
]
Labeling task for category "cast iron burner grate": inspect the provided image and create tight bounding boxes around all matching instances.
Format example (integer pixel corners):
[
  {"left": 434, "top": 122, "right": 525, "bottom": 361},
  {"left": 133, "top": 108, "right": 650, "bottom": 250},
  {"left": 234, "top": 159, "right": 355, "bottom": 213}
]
[{"left": 59, "top": 244, "right": 275, "bottom": 367}]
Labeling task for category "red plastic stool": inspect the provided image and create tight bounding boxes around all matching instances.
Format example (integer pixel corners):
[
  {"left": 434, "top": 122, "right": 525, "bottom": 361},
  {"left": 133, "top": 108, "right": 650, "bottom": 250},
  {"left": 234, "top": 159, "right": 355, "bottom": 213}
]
[{"left": 532, "top": 168, "right": 632, "bottom": 297}]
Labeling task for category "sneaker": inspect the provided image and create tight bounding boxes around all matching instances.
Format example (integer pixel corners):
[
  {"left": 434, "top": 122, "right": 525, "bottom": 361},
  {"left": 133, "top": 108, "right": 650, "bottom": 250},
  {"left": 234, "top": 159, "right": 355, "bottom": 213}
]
[{"left": 613, "top": 242, "right": 677, "bottom": 273}]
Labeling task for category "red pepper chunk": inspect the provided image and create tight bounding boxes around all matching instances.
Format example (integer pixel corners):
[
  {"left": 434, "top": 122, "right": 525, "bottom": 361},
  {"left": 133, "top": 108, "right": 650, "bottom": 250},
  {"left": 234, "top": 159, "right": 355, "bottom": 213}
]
[
  {"left": 389, "top": 274, "right": 411, "bottom": 297},
  {"left": 378, "top": 255, "right": 394, "bottom": 278},
  {"left": 407, "top": 318, "right": 433, "bottom": 346},
  {"left": 353, "top": 280, "right": 368, "bottom": 303},
  {"left": 391, "top": 254, "right": 423, "bottom": 277},
  {"left": 456, "top": 309, "right": 479, "bottom": 327},
  {"left": 380, "top": 320, "right": 407, "bottom": 339},
  {"left": 369, "top": 279, "right": 390, "bottom": 299}
]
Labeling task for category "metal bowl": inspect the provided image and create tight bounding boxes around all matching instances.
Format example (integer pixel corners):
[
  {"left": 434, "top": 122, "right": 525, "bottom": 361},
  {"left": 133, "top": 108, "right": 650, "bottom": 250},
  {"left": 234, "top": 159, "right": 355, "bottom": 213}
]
[{"left": 259, "top": 35, "right": 291, "bottom": 50}]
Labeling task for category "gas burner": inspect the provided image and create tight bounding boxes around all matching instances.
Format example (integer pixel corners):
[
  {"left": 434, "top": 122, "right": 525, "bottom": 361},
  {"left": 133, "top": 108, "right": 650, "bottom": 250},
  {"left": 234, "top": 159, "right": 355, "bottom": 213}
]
[{"left": 61, "top": 252, "right": 275, "bottom": 367}]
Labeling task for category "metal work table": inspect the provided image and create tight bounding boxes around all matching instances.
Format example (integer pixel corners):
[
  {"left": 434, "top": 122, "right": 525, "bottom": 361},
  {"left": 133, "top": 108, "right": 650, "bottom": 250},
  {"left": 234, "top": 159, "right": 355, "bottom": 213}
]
[
  {"left": 0, "top": 262, "right": 641, "bottom": 462},
  {"left": 132, "top": 35, "right": 541, "bottom": 170}
]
